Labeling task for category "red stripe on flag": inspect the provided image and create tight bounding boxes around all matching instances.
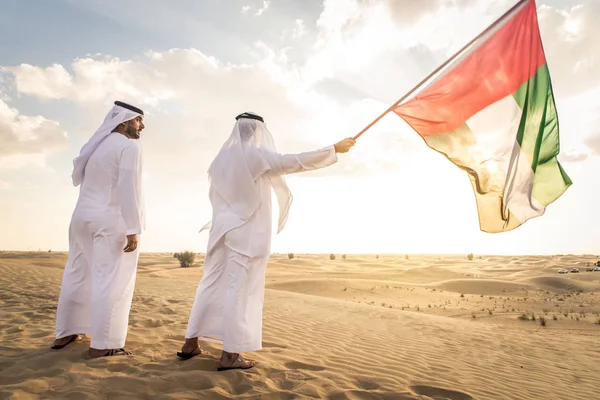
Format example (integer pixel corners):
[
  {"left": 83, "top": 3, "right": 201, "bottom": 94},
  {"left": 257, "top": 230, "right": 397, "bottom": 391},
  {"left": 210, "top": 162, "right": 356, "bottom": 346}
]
[{"left": 393, "top": 0, "right": 545, "bottom": 137}]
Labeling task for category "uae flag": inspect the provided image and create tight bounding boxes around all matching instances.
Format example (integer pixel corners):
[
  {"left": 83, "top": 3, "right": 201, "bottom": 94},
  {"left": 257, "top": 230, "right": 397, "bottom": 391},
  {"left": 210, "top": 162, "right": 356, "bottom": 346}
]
[{"left": 393, "top": 0, "right": 571, "bottom": 232}]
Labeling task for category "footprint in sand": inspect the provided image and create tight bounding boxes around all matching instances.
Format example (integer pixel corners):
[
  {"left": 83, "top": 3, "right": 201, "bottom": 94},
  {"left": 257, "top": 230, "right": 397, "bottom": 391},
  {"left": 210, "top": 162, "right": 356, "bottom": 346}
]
[
  {"left": 107, "top": 361, "right": 131, "bottom": 373},
  {"left": 356, "top": 378, "right": 380, "bottom": 391},
  {"left": 284, "top": 361, "right": 325, "bottom": 371},
  {"left": 410, "top": 385, "right": 474, "bottom": 400},
  {"left": 141, "top": 319, "right": 174, "bottom": 328},
  {"left": 158, "top": 307, "right": 176, "bottom": 315}
]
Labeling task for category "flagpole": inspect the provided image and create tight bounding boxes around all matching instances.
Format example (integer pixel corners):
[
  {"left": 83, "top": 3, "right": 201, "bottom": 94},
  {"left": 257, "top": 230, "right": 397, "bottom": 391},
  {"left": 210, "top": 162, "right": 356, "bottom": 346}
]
[{"left": 352, "top": 0, "right": 531, "bottom": 140}]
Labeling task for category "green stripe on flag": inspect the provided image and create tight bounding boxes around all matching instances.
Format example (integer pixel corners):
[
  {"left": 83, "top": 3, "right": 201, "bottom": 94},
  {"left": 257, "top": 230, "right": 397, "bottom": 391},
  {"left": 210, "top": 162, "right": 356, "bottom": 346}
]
[{"left": 512, "top": 63, "right": 572, "bottom": 206}]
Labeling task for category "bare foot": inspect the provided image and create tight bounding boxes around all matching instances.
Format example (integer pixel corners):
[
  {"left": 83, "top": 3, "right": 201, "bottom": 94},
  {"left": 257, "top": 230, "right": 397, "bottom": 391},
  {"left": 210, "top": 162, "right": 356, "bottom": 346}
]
[
  {"left": 51, "top": 334, "right": 82, "bottom": 349},
  {"left": 86, "top": 348, "right": 131, "bottom": 359},
  {"left": 217, "top": 351, "right": 257, "bottom": 371}
]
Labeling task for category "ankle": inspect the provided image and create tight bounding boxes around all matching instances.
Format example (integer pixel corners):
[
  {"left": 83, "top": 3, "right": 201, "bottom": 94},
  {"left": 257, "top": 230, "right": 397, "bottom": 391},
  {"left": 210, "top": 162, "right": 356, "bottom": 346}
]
[
  {"left": 182, "top": 339, "right": 198, "bottom": 350},
  {"left": 221, "top": 351, "right": 238, "bottom": 360}
]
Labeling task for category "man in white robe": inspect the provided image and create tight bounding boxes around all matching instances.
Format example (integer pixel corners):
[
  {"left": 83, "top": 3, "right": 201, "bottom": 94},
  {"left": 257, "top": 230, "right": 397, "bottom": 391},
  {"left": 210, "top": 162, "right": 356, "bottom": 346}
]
[
  {"left": 52, "top": 101, "right": 146, "bottom": 359},
  {"left": 177, "top": 112, "right": 355, "bottom": 370}
]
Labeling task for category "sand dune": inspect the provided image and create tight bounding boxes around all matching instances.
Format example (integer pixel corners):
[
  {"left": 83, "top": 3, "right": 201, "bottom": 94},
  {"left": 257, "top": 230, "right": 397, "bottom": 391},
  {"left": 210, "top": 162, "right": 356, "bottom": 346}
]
[
  {"left": 522, "top": 276, "right": 599, "bottom": 293},
  {"left": 433, "top": 279, "right": 534, "bottom": 295},
  {"left": 1, "top": 252, "right": 600, "bottom": 399}
]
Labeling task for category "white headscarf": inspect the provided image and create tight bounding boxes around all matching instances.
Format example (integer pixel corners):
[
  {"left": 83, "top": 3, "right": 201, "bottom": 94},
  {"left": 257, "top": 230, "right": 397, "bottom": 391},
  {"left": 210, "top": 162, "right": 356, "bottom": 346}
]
[
  {"left": 201, "top": 112, "right": 292, "bottom": 234},
  {"left": 71, "top": 102, "right": 143, "bottom": 186}
]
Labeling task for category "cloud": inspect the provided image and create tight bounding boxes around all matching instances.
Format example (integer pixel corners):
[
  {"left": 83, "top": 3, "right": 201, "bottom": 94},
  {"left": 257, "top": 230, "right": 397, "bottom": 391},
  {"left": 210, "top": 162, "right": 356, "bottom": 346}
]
[
  {"left": 535, "top": 2, "right": 600, "bottom": 97},
  {"left": 385, "top": 0, "right": 480, "bottom": 24},
  {"left": 307, "top": 0, "right": 600, "bottom": 103},
  {"left": 292, "top": 19, "right": 306, "bottom": 39},
  {"left": 3, "top": 59, "right": 174, "bottom": 106},
  {"left": 2, "top": 46, "right": 411, "bottom": 180},
  {"left": 560, "top": 150, "right": 589, "bottom": 163},
  {"left": 584, "top": 133, "right": 600, "bottom": 156},
  {"left": 242, "top": 0, "right": 270, "bottom": 16},
  {"left": 304, "top": 0, "right": 600, "bottom": 167},
  {"left": 306, "top": 1, "right": 443, "bottom": 105},
  {"left": 2, "top": 0, "right": 599, "bottom": 178},
  {"left": 0, "top": 99, "right": 68, "bottom": 162}
]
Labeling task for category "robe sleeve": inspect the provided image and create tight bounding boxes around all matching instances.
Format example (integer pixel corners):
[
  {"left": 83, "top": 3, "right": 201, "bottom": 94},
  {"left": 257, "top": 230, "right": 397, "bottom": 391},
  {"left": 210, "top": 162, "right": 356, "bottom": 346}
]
[
  {"left": 260, "top": 145, "right": 338, "bottom": 175},
  {"left": 117, "top": 142, "right": 143, "bottom": 235}
]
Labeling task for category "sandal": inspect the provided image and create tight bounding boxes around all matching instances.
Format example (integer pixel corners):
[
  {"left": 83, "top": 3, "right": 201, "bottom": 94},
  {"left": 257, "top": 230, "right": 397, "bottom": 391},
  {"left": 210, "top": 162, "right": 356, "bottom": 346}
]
[
  {"left": 86, "top": 348, "right": 132, "bottom": 359},
  {"left": 51, "top": 334, "right": 82, "bottom": 350},
  {"left": 217, "top": 355, "right": 257, "bottom": 371},
  {"left": 176, "top": 346, "right": 206, "bottom": 360}
]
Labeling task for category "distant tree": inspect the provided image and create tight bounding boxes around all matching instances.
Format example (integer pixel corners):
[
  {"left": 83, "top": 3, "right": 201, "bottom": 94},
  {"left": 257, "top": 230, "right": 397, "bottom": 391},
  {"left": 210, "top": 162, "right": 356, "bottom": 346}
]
[
  {"left": 174, "top": 253, "right": 180, "bottom": 259},
  {"left": 288, "top": 253, "right": 295, "bottom": 259},
  {"left": 342, "top": 254, "right": 347, "bottom": 260},
  {"left": 405, "top": 255, "right": 409, "bottom": 260},
  {"left": 467, "top": 253, "right": 474, "bottom": 261},
  {"left": 376, "top": 255, "right": 379, "bottom": 259},
  {"left": 330, "top": 254, "right": 336, "bottom": 260},
  {"left": 175, "top": 251, "right": 195, "bottom": 268}
]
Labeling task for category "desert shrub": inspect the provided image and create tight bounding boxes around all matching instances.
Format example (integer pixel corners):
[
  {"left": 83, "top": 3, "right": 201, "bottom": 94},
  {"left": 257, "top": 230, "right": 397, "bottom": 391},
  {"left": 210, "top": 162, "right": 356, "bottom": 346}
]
[
  {"left": 330, "top": 254, "right": 336, "bottom": 260},
  {"left": 175, "top": 251, "right": 195, "bottom": 268},
  {"left": 467, "top": 253, "right": 474, "bottom": 260},
  {"left": 173, "top": 253, "right": 180, "bottom": 258},
  {"left": 288, "top": 253, "right": 294, "bottom": 259},
  {"left": 539, "top": 316, "right": 546, "bottom": 326},
  {"left": 342, "top": 254, "right": 347, "bottom": 260}
]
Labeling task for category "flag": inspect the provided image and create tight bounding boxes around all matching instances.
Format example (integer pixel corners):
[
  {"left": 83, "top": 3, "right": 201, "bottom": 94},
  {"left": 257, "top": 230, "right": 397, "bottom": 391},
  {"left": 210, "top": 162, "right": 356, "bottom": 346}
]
[{"left": 392, "top": 0, "right": 571, "bottom": 233}]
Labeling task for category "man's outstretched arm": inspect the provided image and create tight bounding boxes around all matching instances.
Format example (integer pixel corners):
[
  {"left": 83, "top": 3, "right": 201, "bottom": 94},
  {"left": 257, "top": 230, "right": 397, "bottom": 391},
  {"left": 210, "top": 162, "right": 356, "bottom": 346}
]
[{"left": 262, "top": 138, "right": 355, "bottom": 175}]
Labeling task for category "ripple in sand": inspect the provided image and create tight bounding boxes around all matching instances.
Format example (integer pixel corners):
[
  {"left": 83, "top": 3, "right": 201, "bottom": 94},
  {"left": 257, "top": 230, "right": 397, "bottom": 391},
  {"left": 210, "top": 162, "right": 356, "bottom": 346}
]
[
  {"left": 284, "top": 361, "right": 325, "bottom": 371},
  {"left": 410, "top": 384, "right": 474, "bottom": 400},
  {"left": 356, "top": 377, "right": 381, "bottom": 390}
]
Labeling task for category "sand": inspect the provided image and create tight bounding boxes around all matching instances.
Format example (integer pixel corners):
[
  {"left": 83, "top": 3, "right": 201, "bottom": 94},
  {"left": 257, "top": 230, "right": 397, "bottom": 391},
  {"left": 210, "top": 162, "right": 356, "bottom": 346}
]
[{"left": 1, "top": 251, "right": 599, "bottom": 399}]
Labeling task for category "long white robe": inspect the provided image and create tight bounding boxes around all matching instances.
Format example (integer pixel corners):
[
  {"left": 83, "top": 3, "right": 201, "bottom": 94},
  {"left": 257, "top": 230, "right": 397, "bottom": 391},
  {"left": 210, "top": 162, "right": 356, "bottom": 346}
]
[
  {"left": 55, "top": 133, "right": 144, "bottom": 349},
  {"left": 185, "top": 145, "right": 337, "bottom": 353}
]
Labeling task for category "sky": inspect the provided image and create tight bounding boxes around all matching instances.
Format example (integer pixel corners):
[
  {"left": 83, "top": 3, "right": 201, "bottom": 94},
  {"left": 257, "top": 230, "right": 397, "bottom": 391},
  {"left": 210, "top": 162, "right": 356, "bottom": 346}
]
[{"left": 1, "top": 0, "right": 599, "bottom": 255}]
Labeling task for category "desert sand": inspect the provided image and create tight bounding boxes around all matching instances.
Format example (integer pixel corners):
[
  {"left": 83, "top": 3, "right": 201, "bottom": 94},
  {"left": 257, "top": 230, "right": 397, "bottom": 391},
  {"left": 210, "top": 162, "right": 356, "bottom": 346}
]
[{"left": 1, "top": 251, "right": 599, "bottom": 399}]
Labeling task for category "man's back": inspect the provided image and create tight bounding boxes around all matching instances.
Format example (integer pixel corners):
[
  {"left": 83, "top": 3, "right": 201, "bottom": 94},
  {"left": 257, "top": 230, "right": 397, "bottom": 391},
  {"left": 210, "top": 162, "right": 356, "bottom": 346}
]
[{"left": 75, "top": 133, "right": 140, "bottom": 218}]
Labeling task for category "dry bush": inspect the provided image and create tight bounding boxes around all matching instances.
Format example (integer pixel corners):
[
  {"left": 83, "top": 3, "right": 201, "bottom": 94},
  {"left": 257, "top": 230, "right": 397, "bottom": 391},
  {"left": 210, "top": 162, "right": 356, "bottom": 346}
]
[{"left": 175, "top": 251, "right": 195, "bottom": 268}]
